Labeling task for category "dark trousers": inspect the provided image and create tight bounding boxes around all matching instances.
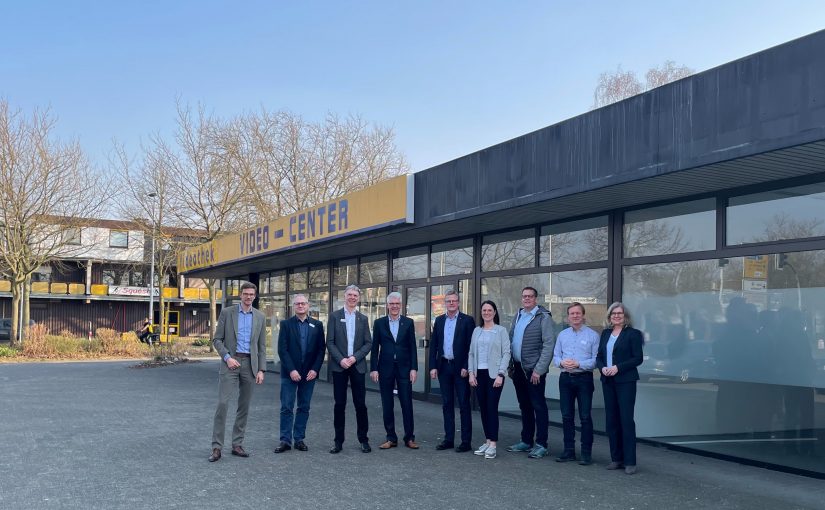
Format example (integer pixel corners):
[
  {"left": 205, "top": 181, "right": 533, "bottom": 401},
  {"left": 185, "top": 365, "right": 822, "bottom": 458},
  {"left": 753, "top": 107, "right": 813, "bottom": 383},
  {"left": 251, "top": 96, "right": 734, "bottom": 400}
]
[
  {"left": 602, "top": 379, "right": 637, "bottom": 466},
  {"left": 211, "top": 357, "right": 254, "bottom": 449},
  {"left": 332, "top": 367, "right": 369, "bottom": 444},
  {"left": 437, "top": 358, "right": 472, "bottom": 445},
  {"left": 475, "top": 369, "right": 503, "bottom": 441},
  {"left": 379, "top": 362, "right": 415, "bottom": 442},
  {"left": 510, "top": 361, "right": 549, "bottom": 448},
  {"left": 559, "top": 371, "right": 594, "bottom": 454},
  {"left": 279, "top": 375, "right": 317, "bottom": 443}
]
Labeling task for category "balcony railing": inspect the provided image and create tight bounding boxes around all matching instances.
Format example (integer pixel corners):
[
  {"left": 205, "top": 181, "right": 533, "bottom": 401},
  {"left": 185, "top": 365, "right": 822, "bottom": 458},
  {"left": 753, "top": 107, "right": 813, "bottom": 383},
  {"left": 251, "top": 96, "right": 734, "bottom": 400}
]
[{"left": 0, "top": 281, "right": 222, "bottom": 301}]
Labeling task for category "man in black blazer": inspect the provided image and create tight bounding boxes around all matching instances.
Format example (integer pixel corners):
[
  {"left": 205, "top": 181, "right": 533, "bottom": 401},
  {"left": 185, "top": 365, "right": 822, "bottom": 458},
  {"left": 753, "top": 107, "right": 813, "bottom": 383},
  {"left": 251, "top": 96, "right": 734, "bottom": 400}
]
[
  {"left": 370, "top": 292, "right": 419, "bottom": 450},
  {"left": 274, "top": 294, "right": 326, "bottom": 454},
  {"left": 429, "top": 289, "right": 476, "bottom": 452},
  {"left": 326, "top": 284, "right": 373, "bottom": 453}
]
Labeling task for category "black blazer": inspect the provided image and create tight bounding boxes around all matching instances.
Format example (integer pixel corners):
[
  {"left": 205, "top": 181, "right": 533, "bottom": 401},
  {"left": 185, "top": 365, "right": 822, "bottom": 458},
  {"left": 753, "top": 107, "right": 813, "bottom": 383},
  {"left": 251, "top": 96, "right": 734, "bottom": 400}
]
[
  {"left": 428, "top": 312, "right": 476, "bottom": 372},
  {"left": 596, "top": 327, "right": 644, "bottom": 383},
  {"left": 327, "top": 308, "right": 372, "bottom": 374},
  {"left": 277, "top": 315, "right": 326, "bottom": 377},
  {"left": 370, "top": 315, "right": 418, "bottom": 373}
]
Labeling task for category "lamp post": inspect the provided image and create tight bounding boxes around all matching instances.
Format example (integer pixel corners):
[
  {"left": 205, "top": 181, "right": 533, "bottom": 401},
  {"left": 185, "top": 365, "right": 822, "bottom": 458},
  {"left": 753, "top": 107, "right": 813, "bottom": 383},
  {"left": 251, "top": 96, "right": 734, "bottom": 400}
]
[{"left": 148, "top": 192, "right": 158, "bottom": 328}]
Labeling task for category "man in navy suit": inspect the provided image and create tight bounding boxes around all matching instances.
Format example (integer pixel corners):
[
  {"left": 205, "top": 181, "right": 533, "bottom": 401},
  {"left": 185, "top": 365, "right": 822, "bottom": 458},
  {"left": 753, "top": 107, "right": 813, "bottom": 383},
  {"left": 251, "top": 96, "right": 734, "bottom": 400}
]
[
  {"left": 429, "top": 289, "right": 476, "bottom": 452},
  {"left": 274, "top": 294, "right": 326, "bottom": 453},
  {"left": 370, "top": 292, "right": 419, "bottom": 449}
]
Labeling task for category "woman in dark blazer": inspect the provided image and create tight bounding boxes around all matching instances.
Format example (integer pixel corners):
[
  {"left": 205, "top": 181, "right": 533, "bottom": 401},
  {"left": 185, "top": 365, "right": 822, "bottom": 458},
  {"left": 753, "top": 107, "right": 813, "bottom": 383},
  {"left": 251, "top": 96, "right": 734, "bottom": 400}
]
[{"left": 596, "top": 302, "right": 644, "bottom": 474}]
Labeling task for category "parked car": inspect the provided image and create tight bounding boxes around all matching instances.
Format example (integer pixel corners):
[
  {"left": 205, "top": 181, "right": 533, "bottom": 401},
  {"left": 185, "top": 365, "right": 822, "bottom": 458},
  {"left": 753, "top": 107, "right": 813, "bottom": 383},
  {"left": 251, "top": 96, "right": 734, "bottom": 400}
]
[{"left": 0, "top": 318, "right": 36, "bottom": 341}]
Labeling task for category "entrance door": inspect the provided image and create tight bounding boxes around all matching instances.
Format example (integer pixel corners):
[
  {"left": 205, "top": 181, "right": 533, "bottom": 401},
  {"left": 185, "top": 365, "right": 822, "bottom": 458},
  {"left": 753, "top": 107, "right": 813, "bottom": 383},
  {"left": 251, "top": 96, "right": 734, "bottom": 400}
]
[
  {"left": 428, "top": 279, "right": 474, "bottom": 397},
  {"left": 403, "top": 286, "right": 427, "bottom": 393}
]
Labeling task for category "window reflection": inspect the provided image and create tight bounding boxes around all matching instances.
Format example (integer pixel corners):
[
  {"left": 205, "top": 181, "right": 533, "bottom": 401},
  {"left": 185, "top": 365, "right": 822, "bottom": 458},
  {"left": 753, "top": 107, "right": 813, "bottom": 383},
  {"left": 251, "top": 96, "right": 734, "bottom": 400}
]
[
  {"left": 623, "top": 252, "right": 825, "bottom": 474},
  {"left": 289, "top": 267, "right": 308, "bottom": 291},
  {"left": 540, "top": 217, "right": 608, "bottom": 265},
  {"left": 727, "top": 182, "right": 825, "bottom": 245},
  {"left": 333, "top": 259, "right": 357, "bottom": 287},
  {"left": 359, "top": 254, "right": 387, "bottom": 284},
  {"left": 624, "top": 199, "right": 715, "bottom": 257},
  {"left": 481, "top": 229, "right": 535, "bottom": 271},
  {"left": 393, "top": 247, "right": 428, "bottom": 280},
  {"left": 431, "top": 239, "right": 473, "bottom": 276}
]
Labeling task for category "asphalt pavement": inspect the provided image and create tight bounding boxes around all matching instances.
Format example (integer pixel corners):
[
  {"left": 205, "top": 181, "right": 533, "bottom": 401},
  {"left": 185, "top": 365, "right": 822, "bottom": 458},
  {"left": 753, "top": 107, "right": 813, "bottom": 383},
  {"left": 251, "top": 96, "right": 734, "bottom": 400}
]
[{"left": 0, "top": 360, "right": 822, "bottom": 510}]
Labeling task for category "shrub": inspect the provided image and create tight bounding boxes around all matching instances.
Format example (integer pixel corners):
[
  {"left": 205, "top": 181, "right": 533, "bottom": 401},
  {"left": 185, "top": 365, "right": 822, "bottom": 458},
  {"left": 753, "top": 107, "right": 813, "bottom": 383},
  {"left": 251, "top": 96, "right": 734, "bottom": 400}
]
[
  {"left": 192, "top": 337, "right": 211, "bottom": 347},
  {"left": 0, "top": 345, "right": 18, "bottom": 357},
  {"left": 96, "top": 328, "right": 149, "bottom": 357}
]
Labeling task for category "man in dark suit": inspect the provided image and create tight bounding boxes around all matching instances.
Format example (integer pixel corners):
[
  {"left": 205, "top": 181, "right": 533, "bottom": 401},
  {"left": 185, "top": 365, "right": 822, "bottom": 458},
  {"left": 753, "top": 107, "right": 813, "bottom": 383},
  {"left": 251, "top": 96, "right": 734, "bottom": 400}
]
[
  {"left": 209, "top": 282, "right": 267, "bottom": 462},
  {"left": 274, "top": 294, "right": 326, "bottom": 454},
  {"left": 370, "top": 292, "right": 419, "bottom": 450},
  {"left": 429, "top": 289, "right": 476, "bottom": 452},
  {"left": 326, "top": 284, "right": 373, "bottom": 453}
]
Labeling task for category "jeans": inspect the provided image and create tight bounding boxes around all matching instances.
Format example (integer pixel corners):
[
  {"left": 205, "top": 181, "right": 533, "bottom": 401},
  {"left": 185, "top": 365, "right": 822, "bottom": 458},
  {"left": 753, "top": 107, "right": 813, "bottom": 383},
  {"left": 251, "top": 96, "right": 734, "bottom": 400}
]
[
  {"left": 279, "top": 375, "right": 317, "bottom": 443},
  {"left": 510, "top": 362, "right": 549, "bottom": 448},
  {"left": 558, "top": 371, "right": 594, "bottom": 454}
]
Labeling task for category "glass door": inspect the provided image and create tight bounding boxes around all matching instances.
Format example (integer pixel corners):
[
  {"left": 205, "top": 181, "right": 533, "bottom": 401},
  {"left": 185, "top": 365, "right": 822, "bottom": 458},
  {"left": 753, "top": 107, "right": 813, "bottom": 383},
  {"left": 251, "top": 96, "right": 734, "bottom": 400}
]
[{"left": 404, "top": 286, "right": 427, "bottom": 393}]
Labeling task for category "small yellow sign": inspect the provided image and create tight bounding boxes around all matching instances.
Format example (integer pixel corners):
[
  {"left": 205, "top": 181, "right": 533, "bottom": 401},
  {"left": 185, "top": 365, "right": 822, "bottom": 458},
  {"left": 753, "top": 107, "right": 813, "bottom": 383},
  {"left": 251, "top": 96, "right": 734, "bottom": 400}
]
[
  {"left": 178, "top": 175, "right": 414, "bottom": 273},
  {"left": 743, "top": 255, "right": 769, "bottom": 279}
]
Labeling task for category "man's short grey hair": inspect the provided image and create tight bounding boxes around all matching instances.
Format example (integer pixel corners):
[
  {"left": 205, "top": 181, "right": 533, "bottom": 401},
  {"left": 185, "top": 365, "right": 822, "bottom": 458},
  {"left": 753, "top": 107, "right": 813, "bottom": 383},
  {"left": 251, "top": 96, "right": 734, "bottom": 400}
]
[
  {"left": 444, "top": 289, "right": 459, "bottom": 299},
  {"left": 292, "top": 293, "right": 309, "bottom": 305},
  {"left": 387, "top": 291, "right": 402, "bottom": 303},
  {"left": 344, "top": 284, "right": 361, "bottom": 295}
]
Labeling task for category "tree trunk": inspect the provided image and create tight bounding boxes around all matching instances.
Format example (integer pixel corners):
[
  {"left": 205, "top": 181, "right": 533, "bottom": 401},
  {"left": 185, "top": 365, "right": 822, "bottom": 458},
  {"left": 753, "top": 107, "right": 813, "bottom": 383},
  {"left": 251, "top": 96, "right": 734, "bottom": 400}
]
[
  {"left": 10, "top": 282, "right": 21, "bottom": 347},
  {"left": 23, "top": 274, "right": 31, "bottom": 340}
]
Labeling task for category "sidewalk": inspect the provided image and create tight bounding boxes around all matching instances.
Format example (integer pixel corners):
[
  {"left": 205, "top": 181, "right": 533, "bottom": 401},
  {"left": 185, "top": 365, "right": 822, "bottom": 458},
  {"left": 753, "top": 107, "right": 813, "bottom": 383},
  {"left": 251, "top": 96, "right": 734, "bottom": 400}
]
[{"left": 0, "top": 360, "right": 822, "bottom": 509}]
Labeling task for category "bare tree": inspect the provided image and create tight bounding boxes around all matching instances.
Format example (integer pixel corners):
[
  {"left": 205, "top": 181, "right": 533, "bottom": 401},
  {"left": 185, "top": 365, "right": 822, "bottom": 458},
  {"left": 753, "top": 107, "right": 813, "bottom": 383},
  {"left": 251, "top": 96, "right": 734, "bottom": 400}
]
[
  {"left": 238, "top": 109, "right": 409, "bottom": 222},
  {"left": 0, "top": 100, "right": 108, "bottom": 345},
  {"left": 592, "top": 60, "right": 695, "bottom": 109}
]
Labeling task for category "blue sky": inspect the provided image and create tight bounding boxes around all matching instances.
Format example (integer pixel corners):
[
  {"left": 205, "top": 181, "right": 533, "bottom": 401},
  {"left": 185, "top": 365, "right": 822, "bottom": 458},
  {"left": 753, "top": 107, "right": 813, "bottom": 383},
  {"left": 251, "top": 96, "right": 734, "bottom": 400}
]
[{"left": 1, "top": 1, "right": 824, "bottom": 173}]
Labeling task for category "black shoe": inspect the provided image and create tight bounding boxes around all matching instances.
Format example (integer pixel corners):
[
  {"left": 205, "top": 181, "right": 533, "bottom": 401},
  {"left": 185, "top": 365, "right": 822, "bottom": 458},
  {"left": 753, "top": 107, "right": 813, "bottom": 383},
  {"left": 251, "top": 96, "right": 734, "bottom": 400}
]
[
  {"left": 555, "top": 451, "right": 577, "bottom": 462},
  {"left": 273, "top": 442, "right": 292, "bottom": 453},
  {"left": 454, "top": 443, "right": 472, "bottom": 453},
  {"left": 579, "top": 454, "right": 592, "bottom": 466},
  {"left": 230, "top": 445, "right": 249, "bottom": 457},
  {"left": 295, "top": 441, "right": 308, "bottom": 451},
  {"left": 329, "top": 442, "right": 343, "bottom": 454},
  {"left": 435, "top": 441, "right": 455, "bottom": 451},
  {"left": 360, "top": 442, "right": 372, "bottom": 453}
]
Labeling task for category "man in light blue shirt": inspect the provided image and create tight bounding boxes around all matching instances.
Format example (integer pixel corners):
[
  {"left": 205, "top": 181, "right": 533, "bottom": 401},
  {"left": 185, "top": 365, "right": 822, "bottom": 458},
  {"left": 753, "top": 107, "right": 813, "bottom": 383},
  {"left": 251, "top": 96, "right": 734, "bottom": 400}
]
[{"left": 552, "top": 302, "right": 599, "bottom": 465}]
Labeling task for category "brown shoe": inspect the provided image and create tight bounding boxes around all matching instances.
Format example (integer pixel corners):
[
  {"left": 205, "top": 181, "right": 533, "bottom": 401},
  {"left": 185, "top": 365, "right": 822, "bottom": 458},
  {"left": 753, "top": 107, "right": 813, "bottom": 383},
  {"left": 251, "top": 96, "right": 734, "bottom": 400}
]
[
  {"left": 208, "top": 448, "right": 221, "bottom": 462},
  {"left": 379, "top": 440, "right": 398, "bottom": 449},
  {"left": 405, "top": 440, "right": 420, "bottom": 449},
  {"left": 231, "top": 445, "right": 249, "bottom": 457}
]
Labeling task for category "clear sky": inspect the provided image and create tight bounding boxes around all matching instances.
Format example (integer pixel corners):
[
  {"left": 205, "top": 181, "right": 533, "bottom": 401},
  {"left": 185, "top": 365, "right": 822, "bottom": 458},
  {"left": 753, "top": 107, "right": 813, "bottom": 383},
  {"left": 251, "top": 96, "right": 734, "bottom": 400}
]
[{"left": 1, "top": 1, "right": 824, "bottom": 173}]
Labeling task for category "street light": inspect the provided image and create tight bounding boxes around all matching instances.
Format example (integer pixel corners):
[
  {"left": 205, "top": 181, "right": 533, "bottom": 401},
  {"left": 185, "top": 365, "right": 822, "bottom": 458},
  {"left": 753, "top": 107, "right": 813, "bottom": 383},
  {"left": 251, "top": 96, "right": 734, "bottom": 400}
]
[{"left": 148, "top": 192, "right": 157, "bottom": 331}]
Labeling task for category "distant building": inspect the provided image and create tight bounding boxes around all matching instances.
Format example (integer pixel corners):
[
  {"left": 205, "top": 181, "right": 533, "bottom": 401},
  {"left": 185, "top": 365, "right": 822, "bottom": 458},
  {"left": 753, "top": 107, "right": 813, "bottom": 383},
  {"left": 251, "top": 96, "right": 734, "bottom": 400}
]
[{"left": 0, "top": 218, "right": 220, "bottom": 338}]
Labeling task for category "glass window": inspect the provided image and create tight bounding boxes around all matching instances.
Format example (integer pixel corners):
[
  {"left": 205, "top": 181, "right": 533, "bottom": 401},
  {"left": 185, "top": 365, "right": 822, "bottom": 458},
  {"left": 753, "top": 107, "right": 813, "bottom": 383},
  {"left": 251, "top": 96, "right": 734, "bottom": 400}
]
[
  {"left": 540, "top": 217, "right": 608, "bottom": 266},
  {"left": 131, "top": 272, "right": 144, "bottom": 287},
  {"left": 333, "top": 258, "right": 357, "bottom": 287},
  {"left": 359, "top": 254, "right": 387, "bottom": 284},
  {"left": 259, "top": 273, "right": 270, "bottom": 294},
  {"left": 431, "top": 239, "right": 473, "bottom": 276},
  {"left": 393, "top": 247, "right": 428, "bottom": 281},
  {"left": 308, "top": 266, "right": 329, "bottom": 288},
  {"left": 259, "top": 295, "right": 286, "bottom": 367},
  {"left": 727, "top": 182, "right": 825, "bottom": 245},
  {"left": 481, "top": 229, "right": 535, "bottom": 272},
  {"left": 62, "top": 227, "right": 82, "bottom": 245},
  {"left": 289, "top": 267, "right": 307, "bottom": 291},
  {"left": 269, "top": 272, "right": 286, "bottom": 293},
  {"left": 622, "top": 252, "right": 825, "bottom": 475},
  {"left": 623, "top": 199, "right": 715, "bottom": 257},
  {"left": 109, "top": 230, "right": 128, "bottom": 248}
]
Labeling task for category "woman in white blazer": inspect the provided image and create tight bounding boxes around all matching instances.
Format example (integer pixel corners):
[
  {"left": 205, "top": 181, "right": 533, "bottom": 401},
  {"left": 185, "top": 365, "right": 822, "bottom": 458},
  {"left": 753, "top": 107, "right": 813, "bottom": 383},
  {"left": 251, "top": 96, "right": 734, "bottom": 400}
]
[{"left": 468, "top": 300, "right": 511, "bottom": 459}]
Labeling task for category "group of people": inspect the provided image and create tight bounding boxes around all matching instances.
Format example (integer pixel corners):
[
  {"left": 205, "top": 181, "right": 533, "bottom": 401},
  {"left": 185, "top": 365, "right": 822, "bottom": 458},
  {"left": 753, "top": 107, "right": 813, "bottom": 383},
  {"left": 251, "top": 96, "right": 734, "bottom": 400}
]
[{"left": 208, "top": 282, "right": 644, "bottom": 474}]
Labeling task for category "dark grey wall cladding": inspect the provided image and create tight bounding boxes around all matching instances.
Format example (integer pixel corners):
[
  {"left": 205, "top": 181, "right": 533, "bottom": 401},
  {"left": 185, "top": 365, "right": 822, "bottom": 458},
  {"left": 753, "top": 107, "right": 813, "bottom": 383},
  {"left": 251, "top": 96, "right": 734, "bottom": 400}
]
[{"left": 414, "top": 29, "right": 825, "bottom": 227}]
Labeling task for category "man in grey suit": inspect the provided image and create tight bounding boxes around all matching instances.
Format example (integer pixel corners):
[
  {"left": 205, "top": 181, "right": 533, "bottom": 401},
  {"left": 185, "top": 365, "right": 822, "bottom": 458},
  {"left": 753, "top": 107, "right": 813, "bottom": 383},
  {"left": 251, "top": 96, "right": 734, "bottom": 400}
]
[
  {"left": 327, "top": 284, "right": 373, "bottom": 453},
  {"left": 208, "top": 282, "right": 267, "bottom": 462}
]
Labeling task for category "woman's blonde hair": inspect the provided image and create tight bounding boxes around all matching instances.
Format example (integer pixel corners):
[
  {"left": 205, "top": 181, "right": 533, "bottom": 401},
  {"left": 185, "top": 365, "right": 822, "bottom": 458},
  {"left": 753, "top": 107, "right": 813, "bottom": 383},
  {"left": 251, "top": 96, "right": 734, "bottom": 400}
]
[{"left": 605, "top": 302, "right": 632, "bottom": 328}]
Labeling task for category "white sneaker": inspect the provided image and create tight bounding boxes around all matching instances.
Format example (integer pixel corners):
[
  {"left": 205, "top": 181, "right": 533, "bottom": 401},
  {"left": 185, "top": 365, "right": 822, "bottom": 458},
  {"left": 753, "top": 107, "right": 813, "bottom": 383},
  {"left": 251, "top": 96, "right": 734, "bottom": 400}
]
[
  {"left": 484, "top": 446, "right": 497, "bottom": 459},
  {"left": 473, "top": 443, "right": 489, "bottom": 456}
]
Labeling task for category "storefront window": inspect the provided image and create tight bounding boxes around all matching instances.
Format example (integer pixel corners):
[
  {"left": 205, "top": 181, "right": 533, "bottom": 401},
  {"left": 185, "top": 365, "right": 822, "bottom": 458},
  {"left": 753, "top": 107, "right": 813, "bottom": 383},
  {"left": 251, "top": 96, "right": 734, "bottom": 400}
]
[
  {"left": 540, "top": 217, "right": 608, "bottom": 266},
  {"left": 393, "top": 247, "right": 428, "bottom": 281},
  {"left": 359, "top": 254, "right": 387, "bottom": 284},
  {"left": 308, "top": 265, "right": 330, "bottom": 288},
  {"left": 727, "top": 182, "right": 825, "bottom": 245},
  {"left": 481, "top": 229, "right": 535, "bottom": 272},
  {"left": 623, "top": 251, "right": 825, "bottom": 475},
  {"left": 623, "top": 198, "right": 715, "bottom": 257},
  {"left": 333, "top": 259, "right": 357, "bottom": 287},
  {"left": 289, "top": 267, "right": 308, "bottom": 291},
  {"left": 431, "top": 239, "right": 473, "bottom": 276}
]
